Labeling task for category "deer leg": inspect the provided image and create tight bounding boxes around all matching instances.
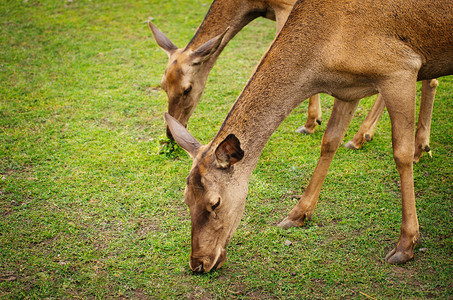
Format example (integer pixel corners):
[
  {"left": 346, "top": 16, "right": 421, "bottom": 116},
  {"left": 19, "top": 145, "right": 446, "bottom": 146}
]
[
  {"left": 344, "top": 94, "right": 386, "bottom": 150},
  {"left": 295, "top": 94, "right": 322, "bottom": 135},
  {"left": 280, "top": 98, "right": 360, "bottom": 229},
  {"left": 380, "top": 79, "right": 420, "bottom": 264},
  {"left": 413, "top": 79, "right": 438, "bottom": 163}
]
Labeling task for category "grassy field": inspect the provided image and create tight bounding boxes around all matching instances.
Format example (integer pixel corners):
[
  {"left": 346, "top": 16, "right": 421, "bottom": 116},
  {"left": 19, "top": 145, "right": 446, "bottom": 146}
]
[{"left": 1, "top": 0, "right": 452, "bottom": 298}]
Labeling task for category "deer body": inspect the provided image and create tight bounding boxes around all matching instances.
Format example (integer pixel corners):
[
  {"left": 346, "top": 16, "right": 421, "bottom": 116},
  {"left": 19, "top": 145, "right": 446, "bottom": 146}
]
[
  {"left": 151, "top": 0, "right": 438, "bottom": 159},
  {"left": 166, "top": 0, "right": 453, "bottom": 272}
]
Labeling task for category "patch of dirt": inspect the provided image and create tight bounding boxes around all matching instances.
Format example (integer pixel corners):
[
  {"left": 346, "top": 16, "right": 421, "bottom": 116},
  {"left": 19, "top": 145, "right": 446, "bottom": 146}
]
[
  {"left": 216, "top": 271, "right": 279, "bottom": 299},
  {"left": 0, "top": 272, "right": 17, "bottom": 283},
  {"left": 120, "top": 289, "right": 149, "bottom": 300},
  {"left": 135, "top": 217, "right": 161, "bottom": 237},
  {"left": 145, "top": 85, "right": 162, "bottom": 96},
  {"left": 391, "top": 266, "right": 418, "bottom": 281},
  {"left": 1, "top": 165, "right": 34, "bottom": 179},
  {"left": 245, "top": 290, "right": 279, "bottom": 299},
  {"left": 316, "top": 218, "right": 342, "bottom": 227},
  {"left": 184, "top": 286, "right": 215, "bottom": 299},
  {"left": 1, "top": 195, "right": 14, "bottom": 217},
  {"left": 0, "top": 165, "right": 35, "bottom": 210},
  {"left": 387, "top": 265, "right": 426, "bottom": 290}
]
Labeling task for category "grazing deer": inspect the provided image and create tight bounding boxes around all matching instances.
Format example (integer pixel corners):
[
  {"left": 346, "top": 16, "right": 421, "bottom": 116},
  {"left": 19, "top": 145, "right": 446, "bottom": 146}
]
[
  {"left": 166, "top": 0, "right": 453, "bottom": 272},
  {"left": 150, "top": 0, "right": 438, "bottom": 160}
]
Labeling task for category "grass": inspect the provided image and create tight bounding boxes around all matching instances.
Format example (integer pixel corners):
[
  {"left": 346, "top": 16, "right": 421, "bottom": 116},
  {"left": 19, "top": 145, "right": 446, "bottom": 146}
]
[{"left": 0, "top": 0, "right": 452, "bottom": 298}]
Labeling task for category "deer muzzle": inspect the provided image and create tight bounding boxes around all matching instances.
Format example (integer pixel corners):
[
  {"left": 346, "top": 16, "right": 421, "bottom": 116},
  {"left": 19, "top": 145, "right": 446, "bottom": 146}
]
[{"left": 189, "top": 248, "right": 226, "bottom": 273}]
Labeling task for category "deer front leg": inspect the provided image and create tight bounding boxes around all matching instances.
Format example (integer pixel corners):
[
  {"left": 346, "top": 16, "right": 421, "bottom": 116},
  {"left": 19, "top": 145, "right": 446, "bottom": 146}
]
[
  {"left": 381, "top": 79, "right": 420, "bottom": 264},
  {"left": 344, "top": 94, "right": 386, "bottom": 150},
  {"left": 413, "top": 79, "right": 438, "bottom": 163},
  {"left": 280, "top": 98, "right": 360, "bottom": 229},
  {"left": 295, "top": 94, "right": 322, "bottom": 134}
]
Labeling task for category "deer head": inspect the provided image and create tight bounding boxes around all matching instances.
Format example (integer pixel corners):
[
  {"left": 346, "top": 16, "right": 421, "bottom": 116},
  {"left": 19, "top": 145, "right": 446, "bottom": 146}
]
[
  {"left": 150, "top": 23, "right": 228, "bottom": 139},
  {"left": 165, "top": 113, "right": 248, "bottom": 272}
]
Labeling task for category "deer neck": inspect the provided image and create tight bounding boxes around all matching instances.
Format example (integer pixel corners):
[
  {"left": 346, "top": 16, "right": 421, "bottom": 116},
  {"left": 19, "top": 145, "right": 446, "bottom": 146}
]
[
  {"left": 207, "top": 0, "right": 333, "bottom": 169},
  {"left": 185, "top": 0, "right": 273, "bottom": 68},
  {"left": 212, "top": 54, "right": 320, "bottom": 173}
]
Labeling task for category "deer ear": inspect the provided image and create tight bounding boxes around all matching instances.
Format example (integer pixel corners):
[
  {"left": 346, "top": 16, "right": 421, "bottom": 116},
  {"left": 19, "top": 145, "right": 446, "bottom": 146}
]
[
  {"left": 164, "top": 113, "right": 201, "bottom": 158},
  {"left": 190, "top": 27, "right": 229, "bottom": 64},
  {"left": 215, "top": 134, "right": 244, "bottom": 168},
  {"left": 149, "top": 22, "right": 178, "bottom": 56}
]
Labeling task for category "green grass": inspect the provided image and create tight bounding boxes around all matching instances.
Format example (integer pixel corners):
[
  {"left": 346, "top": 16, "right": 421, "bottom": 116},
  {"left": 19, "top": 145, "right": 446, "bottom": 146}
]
[{"left": 1, "top": 0, "right": 452, "bottom": 298}]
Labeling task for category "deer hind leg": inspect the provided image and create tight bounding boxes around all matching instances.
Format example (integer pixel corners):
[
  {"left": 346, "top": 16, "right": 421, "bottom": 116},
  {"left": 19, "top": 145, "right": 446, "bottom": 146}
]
[
  {"left": 344, "top": 94, "right": 386, "bottom": 150},
  {"left": 295, "top": 94, "right": 322, "bottom": 135},
  {"left": 413, "top": 79, "right": 438, "bottom": 163},
  {"left": 380, "top": 77, "right": 420, "bottom": 264},
  {"left": 280, "top": 98, "right": 360, "bottom": 229}
]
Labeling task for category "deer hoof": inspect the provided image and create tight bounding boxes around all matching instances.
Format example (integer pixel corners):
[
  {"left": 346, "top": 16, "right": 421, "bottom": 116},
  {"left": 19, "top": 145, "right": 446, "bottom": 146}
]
[
  {"left": 413, "top": 145, "right": 433, "bottom": 163},
  {"left": 278, "top": 218, "right": 299, "bottom": 229},
  {"left": 385, "top": 248, "right": 413, "bottom": 264},
  {"left": 344, "top": 140, "right": 360, "bottom": 150},
  {"left": 295, "top": 126, "right": 314, "bottom": 135}
]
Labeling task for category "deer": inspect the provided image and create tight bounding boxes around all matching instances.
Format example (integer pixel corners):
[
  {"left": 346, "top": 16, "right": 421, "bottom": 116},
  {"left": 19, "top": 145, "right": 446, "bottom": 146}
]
[
  {"left": 150, "top": 0, "right": 438, "bottom": 161},
  {"left": 165, "top": 0, "right": 453, "bottom": 273}
]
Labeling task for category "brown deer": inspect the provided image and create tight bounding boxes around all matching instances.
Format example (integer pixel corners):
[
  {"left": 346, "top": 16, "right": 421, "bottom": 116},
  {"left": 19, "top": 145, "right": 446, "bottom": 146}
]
[
  {"left": 166, "top": 0, "right": 453, "bottom": 272},
  {"left": 150, "top": 0, "right": 437, "bottom": 160}
]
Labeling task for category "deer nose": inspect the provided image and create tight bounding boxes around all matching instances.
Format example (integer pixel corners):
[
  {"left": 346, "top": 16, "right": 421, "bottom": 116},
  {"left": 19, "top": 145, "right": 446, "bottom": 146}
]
[
  {"left": 189, "top": 257, "right": 205, "bottom": 273},
  {"left": 189, "top": 249, "right": 226, "bottom": 273}
]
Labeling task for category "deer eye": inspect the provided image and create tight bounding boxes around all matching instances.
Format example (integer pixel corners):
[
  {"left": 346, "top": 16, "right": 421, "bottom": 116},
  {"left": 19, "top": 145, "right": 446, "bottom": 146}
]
[
  {"left": 183, "top": 86, "right": 192, "bottom": 96},
  {"left": 211, "top": 198, "right": 221, "bottom": 211}
]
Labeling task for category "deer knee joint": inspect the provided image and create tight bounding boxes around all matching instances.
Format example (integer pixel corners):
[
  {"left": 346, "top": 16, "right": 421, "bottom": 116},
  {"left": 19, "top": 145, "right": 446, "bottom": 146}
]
[
  {"left": 320, "top": 138, "right": 339, "bottom": 155},
  {"left": 393, "top": 153, "right": 413, "bottom": 170}
]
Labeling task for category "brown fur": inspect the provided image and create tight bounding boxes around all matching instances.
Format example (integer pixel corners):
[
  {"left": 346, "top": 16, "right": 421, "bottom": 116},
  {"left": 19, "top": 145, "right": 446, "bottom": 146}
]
[
  {"left": 167, "top": 0, "right": 453, "bottom": 272},
  {"left": 151, "top": 0, "right": 438, "bottom": 156}
]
